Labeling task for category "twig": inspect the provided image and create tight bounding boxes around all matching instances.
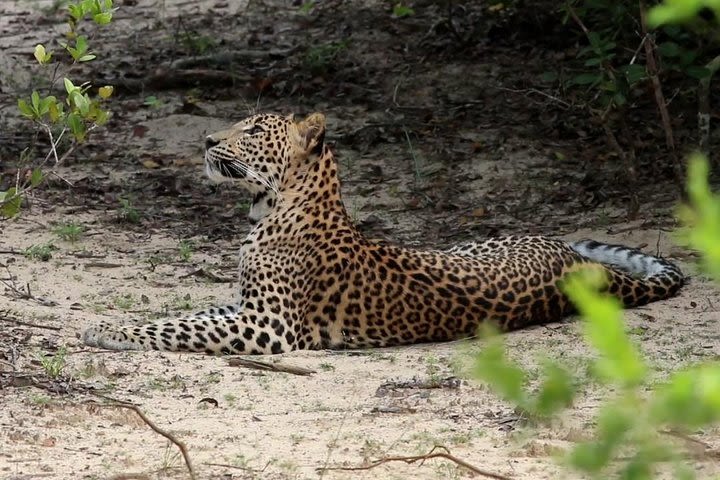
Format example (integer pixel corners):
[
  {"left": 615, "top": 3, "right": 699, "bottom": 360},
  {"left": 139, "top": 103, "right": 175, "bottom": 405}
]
[
  {"left": 317, "top": 445, "right": 512, "bottom": 480},
  {"left": 567, "top": 0, "right": 640, "bottom": 210},
  {"left": 660, "top": 429, "right": 712, "bottom": 449},
  {"left": 44, "top": 124, "right": 61, "bottom": 165},
  {"left": 639, "top": 1, "right": 683, "bottom": 188},
  {"left": 0, "top": 313, "right": 61, "bottom": 331},
  {"left": 639, "top": 4, "right": 674, "bottom": 151},
  {"left": 496, "top": 87, "right": 571, "bottom": 108},
  {"left": 318, "top": 410, "right": 350, "bottom": 479},
  {"left": 169, "top": 48, "right": 298, "bottom": 69},
  {"left": 1, "top": 266, "right": 58, "bottom": 307},
  {"left": 203, "top": 461, "right": 271, "bottom": 473},
  {"left": 629, "top": 34, "right": 649, "bottom": 65},
  {"left": 226, "top": 357, "right": 316, "bottom": 376},
  {"left": 101, "top": 402, "right": 196, "bottom": 480},
  {"left": 566, "top": 2, "right": 590, "bottom": 37},
  {"left": 179, "top": 267, "right": 234, "bottom": 283}
]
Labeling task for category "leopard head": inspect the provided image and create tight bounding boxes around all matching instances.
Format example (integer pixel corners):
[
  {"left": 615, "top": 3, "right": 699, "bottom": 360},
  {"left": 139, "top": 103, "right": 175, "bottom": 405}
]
[{"left": 204, "top": 112, "right": 326, "bottom": 223}]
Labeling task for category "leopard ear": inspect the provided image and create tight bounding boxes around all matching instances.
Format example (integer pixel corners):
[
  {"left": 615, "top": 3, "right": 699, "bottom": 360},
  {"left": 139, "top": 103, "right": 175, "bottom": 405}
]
[{"left": 295, "top": 112, "right": 326, "bottom": 155}]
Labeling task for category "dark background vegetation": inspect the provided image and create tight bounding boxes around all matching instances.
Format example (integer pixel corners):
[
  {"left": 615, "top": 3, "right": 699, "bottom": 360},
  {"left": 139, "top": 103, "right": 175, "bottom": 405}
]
[{"left": 1, "top": 0, "right": 719, "bottom": 237}]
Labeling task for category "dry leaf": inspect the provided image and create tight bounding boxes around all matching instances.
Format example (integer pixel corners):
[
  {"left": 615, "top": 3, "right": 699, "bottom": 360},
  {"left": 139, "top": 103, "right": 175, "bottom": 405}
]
[{"left": 142, "top": 159, "right": 160, "bottom": 169}]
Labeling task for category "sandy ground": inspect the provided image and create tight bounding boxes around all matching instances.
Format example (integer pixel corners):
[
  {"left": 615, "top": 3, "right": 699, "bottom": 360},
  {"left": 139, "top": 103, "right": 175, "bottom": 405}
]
[
  {"left": 2, "top": 210, "right": 720, "bottom": 480},
  {"left": 2, "top": 1, "right": 720, "bottom": 479}
]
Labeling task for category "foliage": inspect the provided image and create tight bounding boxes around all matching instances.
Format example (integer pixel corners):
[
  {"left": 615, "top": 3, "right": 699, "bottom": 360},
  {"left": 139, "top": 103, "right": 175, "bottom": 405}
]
[
  {"left": 24, "top": 243, "right": 57, "bottom": 262},
  {"left": 53, "top": 221, "right": 85, "bottom": 243},
  {"left": 677, "top": 154, "right": 720, "bottom": 279},
  {"left": 556, "top": 0, "right": 716, "bottom": 114},
  {"left": 1, "top": 0, "right": 115, "bottom": 219},
  {"left": 392, "top": 3, "right": 415, "bottom": 18},
  {"left": 649, "top": 0, "right": 720, "bottom": 26},
  {"left": 118, "top": 198, "right": 141, "bottom": 224},
  {"left": 36, "top": 346, "right": 68, "bottom": 379},
  {"left": 178, "top": 240, "right": 194, "bottom": 262},
  {"left": 473, "top": 154, "right": 720, "bottom": 479},
  {"left": 303, "top": 41, "right": 349, "bottom": 75}
]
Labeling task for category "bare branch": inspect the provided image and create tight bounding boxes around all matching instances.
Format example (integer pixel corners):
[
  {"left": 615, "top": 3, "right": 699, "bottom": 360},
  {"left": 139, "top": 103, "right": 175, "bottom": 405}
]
[
  {"left": 317, "top": 445, "right": 512, "bottom": 480},
  {"left": 100, "top": 402, "right": 196, "bottom": 480},
  {"left": 227, "top": 357, "right": 316, "bottom": 376}
]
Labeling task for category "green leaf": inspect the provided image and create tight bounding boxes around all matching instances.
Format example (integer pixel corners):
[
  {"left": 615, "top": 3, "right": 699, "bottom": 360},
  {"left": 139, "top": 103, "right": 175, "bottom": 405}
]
[
  {"left": 572, "top": 72, "right": 602, "bottom": 85},
  {"left": 650, "top": 363, "right": 720, "bottom": 428},
  {"left": 587, "top": 31, "right": 601, "bottom": 50},
  {"left": 34, "top": 44, "right": 49, "bottom": 64},
  {"left": 63, "top": 77, "right": 77, "bottom": 94},
  {"left": 300, "top": 1, "right": 315, "bottom": 13},
  {"left": 540, "top": 71, "right": 558, "bottom": 83},
  {"left": 75, "top": 36, "right": 88, "bottom": 54},
  {"left": 69, "top": 91, "right": 90, "bottom": 115},
  {"left": 30, "top": 168, "right": 43, "bottom": 187},
  {"left": 569, "top": 402, "right": 632, "bottom": 473},
  {"left": 98, "top": 85, "right": 113, "bottom": 99},
  {"left": 67, "top": 113, "right": 86, "bottom": 142},
  {"left": 677, "top": 154, "right": 720, "bottom": 282},
  {"left": 93, "top": 107, "right": 109, "bottom": 125},
  {"left": 392, "top": 4, "right": 415, "bottom": 17},
  {"left": 18, "top": 99, "right": 35, "bottom": 119},
  {"left": 657, "top": 41, "right": 681, "bottom": 57},
  {"left": 623, "top": 64, "right": 647, "bottom": 84},
  {"left": 78, "top": 54, "right": 96, "bottom": 62},
  {"left": 93, "top": 12, "right": 113, "bottom": 24},
  {"left": 532, "top": 361, "right": 575, "bottom": 416},
  {"left": 68, "top": 4, "right": 84, "bottom": 21},
  {"left": 81, "top": 0, "right": 95, "bottom": 14},
  {"left": 648, "top": 1, "right": 703, "bottom": 27},
  {"left": 0, "top": 188, "right": 22, "bottom": 218},
  {"left": 685, "top": 65, "right": 711, "bottom": 80},
  {"left": 31, "top": 91, "right": 41, "bottom": 112},
  {"left": 48, "top": 100, "right": 63, "bottom": 123},
  {"left": 562, "top": 269, "right": 646, "bottom": 387},
  {"left": 473, "top": 326, "right": 528, "bottom": 407},
  {"left": 584, "top": 57, "right": 603, "bottom": 67}
]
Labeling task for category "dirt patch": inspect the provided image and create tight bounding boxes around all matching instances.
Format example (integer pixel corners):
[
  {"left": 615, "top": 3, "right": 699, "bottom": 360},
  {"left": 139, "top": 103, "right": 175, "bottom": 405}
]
[{"left": 1, "top": 1, "right": 719, "bottom": 479}]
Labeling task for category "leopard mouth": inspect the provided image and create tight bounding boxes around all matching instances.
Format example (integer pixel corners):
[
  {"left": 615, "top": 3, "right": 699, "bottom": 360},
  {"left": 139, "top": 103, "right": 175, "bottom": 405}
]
[{"left": 204, "top": 153, "right": 247, "bottom": 182}]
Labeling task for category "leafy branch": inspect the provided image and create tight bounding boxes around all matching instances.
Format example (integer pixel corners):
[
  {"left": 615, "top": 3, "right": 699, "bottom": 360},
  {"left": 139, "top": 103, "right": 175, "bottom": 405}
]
[{"left": 0, "top": 0, "right": 115, "bottom": 219}]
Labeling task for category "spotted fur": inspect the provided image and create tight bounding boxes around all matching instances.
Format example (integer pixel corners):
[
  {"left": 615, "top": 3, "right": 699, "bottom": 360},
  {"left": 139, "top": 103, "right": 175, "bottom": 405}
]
[{"left": 83, "top": 113, "right": 685, "bottom": 353}]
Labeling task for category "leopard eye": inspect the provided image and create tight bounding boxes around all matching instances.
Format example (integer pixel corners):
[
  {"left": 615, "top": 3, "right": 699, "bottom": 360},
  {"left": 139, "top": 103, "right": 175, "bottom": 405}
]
[{"left": 246, "top": 125, "right": 264, "bottom": 135}]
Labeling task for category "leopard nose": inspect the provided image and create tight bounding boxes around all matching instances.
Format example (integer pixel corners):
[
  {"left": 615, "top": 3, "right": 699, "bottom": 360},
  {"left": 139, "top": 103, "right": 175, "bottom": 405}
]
[{"left": 205, "top": 137, "right": 219, "bottom": 150}]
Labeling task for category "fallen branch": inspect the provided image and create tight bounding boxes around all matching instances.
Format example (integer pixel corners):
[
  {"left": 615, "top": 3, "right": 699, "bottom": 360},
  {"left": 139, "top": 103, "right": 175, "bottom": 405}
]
[
  {"left": 203, "top": 460, "right": 271, "bottom": 473},
  {"left": 169, "top": 48, "right": 298, "bottom": 69},
  {"left": 0, "top": 266, "right": 58, "bottom": 307},
  {"left": 317, "top": 445, "right": 512, "bottom": 480},
  {"left": 227, "top": 357, "right": 316, "bottom": 376},
  {"left": 0, "top": 311, "right": 61, "bottom": 331},
  {"left": 180, "top": 267, "right": 234, "bottom": 283},
  {"left": 101, "top": 402, "right": 196, "bottom": 480}
]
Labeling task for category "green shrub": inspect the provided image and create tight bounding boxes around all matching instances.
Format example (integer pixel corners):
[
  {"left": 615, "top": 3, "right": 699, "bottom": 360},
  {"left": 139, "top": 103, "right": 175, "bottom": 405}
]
[
  {"left": 473, "top": 154, "right": 720, "bottom": 480},
  {"left": 1, "top": 0, "right": 115, "bottom": 219}
]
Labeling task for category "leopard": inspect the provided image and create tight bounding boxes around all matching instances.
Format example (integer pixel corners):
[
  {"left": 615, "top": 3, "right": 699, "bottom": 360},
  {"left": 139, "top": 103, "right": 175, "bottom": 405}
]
[{"left": 83, "top": 112, "right": 685, "bottom": 354}]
